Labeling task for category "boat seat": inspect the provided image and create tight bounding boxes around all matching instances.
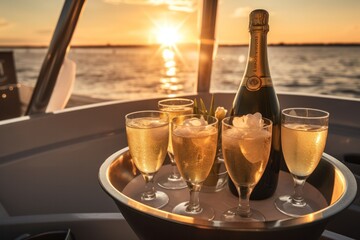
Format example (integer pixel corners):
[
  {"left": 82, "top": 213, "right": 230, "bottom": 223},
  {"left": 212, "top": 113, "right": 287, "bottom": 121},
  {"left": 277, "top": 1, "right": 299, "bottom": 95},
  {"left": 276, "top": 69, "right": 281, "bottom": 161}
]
[
  {"left": 46, "top": 57, "right": 76, "bottom": 113},
  {"left": 0, "top": 52, "right": 76, "bottom": 120},
  {"left": 0, "top": 84, "right": 22, "bottom": 120},
  {"left": 0, "top": 52, "right": 22, "bottom": 120}
]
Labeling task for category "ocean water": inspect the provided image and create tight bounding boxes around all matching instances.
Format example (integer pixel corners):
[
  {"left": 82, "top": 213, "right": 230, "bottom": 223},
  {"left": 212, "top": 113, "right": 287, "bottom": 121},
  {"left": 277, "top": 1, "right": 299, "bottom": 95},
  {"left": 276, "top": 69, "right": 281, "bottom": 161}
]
[{"left": 10, "top": 46, "right": 360, "bottom": 100}]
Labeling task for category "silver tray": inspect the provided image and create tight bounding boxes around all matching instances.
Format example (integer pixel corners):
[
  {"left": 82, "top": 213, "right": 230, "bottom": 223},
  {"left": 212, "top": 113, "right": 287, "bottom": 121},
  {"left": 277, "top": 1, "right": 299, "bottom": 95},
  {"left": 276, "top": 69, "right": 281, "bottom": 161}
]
[{"left": 99, "top": 147, "right": 357, "bottom": 240}]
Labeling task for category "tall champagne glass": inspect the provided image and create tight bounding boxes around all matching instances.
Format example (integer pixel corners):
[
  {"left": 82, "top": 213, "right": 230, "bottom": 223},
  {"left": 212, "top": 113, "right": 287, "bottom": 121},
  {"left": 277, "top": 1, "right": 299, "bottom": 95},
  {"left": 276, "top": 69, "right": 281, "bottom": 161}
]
[
  {"left": 157, "top": 98, "right": 194, "bottom": 189},
  {"left": 275, "top": 108, "right": 329, "bottom": 216},
  {"left": 125, "top": 110, "right": 169, "bottom": 208},
  {"left": 222, "top": 115, "right": 272, "bottom": 222},
  {"left": 172, "top": 114, "right": 218, "bottom": 220}
]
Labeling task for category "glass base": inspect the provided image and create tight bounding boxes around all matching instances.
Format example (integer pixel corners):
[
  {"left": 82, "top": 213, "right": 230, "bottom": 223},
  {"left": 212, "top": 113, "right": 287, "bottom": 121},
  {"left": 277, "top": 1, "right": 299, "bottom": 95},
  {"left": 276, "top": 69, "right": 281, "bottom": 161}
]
[
  {"left": 172, "top": 202, "right": 215, "bottom": 221},
  {"left": 133, "top": 190, "right": 169, "bottom": 209},
  {"left": 157, "top": 174, "right": 187, "bottom": 190},
  {"left": 274, "top": 195, "right": 319, "bottom": 217},
  {"left": 221, "top": 207, "right": 266, "bottom": 222}
]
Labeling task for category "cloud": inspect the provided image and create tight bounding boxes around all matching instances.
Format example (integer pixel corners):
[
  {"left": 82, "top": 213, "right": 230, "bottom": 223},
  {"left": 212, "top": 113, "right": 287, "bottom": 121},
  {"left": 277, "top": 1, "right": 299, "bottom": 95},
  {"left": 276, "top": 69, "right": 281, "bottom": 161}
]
[
  {"left": 0, "top": 18, "right": 11, "bottom": 29},
  {"left": 36, "top": 29, "right": 53, "bottom": 35},
  {"left": 231, "top": 7, "right": 251, "bottom": 18},
  {"left": 103, "top": 0, "right": 197, "bottom": 12},
  {"left": 103, "top": 0, "right": 146, "bottom": 4}
]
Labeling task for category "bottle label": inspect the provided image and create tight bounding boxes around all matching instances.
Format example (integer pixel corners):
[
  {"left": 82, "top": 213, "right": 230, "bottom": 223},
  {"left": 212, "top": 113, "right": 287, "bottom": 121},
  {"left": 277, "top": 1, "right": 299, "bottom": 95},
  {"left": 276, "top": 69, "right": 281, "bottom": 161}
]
[{"left": 244, "top": 76, "right": 272, "bottom": 91}]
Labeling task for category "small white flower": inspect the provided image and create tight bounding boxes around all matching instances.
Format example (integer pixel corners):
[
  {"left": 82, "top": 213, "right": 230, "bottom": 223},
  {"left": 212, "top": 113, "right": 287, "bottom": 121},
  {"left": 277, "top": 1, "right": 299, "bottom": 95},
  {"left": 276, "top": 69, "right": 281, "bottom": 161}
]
[{"left": 215, "top": 106, "right": 227, "bottom": 120}]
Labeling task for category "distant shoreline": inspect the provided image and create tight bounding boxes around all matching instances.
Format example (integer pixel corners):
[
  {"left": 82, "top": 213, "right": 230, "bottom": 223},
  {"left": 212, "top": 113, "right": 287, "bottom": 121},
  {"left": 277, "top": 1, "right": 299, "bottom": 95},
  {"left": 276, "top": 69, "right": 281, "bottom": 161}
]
[{"left": 1, "top": 43, "right": 360, "bottom": 49}]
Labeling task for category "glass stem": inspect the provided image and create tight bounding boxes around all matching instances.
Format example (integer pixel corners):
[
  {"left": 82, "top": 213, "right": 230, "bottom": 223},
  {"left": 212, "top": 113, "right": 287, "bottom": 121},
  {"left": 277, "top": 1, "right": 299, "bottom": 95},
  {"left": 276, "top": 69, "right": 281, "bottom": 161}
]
[
  {"left": 237, "top": 185, "right": 252, "bottom": 217},
  {"left": 142, "top": 174, "right": 156, "bottom": 201},
  {"left": 291, "top": 176, "right": 306, "bottom": 207},
  {"left": 168, "top": 153, "right": 181, "bottom": 179},
  {"left": 186, "top": 183, "right": 202, "bottom": 213},
  {"left": 170, "top": 164, "right": 181, "bottom": 179}
]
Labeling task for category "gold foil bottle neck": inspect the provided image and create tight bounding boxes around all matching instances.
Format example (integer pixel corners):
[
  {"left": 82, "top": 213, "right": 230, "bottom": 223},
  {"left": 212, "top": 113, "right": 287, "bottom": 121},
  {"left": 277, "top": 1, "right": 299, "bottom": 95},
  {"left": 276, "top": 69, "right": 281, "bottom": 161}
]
[{"left": 249, "top": 9, "right": 269, "bottom": 32}]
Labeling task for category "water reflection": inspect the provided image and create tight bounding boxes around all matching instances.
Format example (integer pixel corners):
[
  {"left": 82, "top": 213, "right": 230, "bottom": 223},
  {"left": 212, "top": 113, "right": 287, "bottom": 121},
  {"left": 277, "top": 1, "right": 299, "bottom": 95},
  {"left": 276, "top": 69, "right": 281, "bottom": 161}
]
[
  {"left": 11, "top": 46, "right": 359, "bottom": 100},
  {"left": 159, "top": 46, "right": 183, "bottom": 94}
]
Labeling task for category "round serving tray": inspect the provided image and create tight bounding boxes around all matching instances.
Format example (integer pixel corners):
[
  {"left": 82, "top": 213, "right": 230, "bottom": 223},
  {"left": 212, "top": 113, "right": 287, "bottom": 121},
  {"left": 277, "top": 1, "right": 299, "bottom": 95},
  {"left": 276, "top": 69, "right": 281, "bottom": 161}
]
[{"left": 99, "top": 147, "right": 357, "bottom": 240}]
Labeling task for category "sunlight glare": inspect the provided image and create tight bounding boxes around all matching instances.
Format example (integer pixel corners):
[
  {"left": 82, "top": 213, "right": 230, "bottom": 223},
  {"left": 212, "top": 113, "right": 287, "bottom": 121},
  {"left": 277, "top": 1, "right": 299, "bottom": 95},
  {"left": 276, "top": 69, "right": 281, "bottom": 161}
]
[
  {"left": 162, "top": 48, "right": 175, "bottom": 60},
  {"left": 166, "top": 67, "right": 177, "bottom": 76},
  {"left": 165, "top": 60, "right": 176, "bottom": 68},
  {"left": 156, "top": 26, "right": 181, "bottom": 46}
]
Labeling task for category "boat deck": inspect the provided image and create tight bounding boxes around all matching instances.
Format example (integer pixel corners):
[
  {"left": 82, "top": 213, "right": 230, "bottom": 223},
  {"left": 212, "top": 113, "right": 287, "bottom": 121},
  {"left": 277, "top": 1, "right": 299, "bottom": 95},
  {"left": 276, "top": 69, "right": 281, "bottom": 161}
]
[{"left": 0, "top": 92, "right": 359, "bottom": 239}]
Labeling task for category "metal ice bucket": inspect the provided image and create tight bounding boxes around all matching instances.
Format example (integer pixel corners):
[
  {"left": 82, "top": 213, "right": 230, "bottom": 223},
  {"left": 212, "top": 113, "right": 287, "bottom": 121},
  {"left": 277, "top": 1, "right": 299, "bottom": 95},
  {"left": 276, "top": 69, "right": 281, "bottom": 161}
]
[{"left": 99, "top": 147, "right": 357, "bottom": 240}]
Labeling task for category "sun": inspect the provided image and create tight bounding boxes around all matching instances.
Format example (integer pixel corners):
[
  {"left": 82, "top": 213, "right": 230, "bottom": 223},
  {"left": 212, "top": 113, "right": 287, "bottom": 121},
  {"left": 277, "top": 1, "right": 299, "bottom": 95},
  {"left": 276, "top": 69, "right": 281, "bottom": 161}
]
[{"left": 155, "top": 25, "right": 182, "bottom": 46}]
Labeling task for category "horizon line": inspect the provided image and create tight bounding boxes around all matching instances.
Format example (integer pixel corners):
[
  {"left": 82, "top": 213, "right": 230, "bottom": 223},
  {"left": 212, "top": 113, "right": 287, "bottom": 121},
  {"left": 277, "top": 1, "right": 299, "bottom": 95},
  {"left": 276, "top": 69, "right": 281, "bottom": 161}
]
[{"left": 1, "top": 42, "right": 360, "bottom": 49}]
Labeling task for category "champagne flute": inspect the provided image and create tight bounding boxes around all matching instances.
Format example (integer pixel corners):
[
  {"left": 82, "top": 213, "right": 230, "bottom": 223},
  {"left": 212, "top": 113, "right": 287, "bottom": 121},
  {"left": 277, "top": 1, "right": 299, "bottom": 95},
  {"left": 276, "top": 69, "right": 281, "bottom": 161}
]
[
  {"left": 172, "top": 114, "right": 218, "bottom": 220},
  {"left": 157, "top": 98, "right": 194, "bottom": 190},
  {"left": 125, "top": 110, "right": 170, "bottom": 208},
  {"left": 275, "top": 108, "right": 329, "bottom": 216},
  {"left": 222, "top": 115, "right": 272, "bottom": 222}
]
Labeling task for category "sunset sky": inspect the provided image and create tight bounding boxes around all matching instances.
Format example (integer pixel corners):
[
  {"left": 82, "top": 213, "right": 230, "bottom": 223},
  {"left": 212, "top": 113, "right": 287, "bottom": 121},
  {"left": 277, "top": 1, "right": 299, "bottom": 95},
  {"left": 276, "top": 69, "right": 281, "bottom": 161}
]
[{"left": 0, "top": 0, "right": 359, "bottom": 46}]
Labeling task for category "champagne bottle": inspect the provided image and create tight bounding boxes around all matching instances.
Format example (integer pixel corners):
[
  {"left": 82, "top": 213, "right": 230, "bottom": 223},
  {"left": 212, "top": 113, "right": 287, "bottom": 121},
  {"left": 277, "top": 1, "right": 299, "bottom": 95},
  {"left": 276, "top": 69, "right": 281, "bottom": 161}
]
[{"left": 228, "top": 9, "right": 282, "bottom": 200}]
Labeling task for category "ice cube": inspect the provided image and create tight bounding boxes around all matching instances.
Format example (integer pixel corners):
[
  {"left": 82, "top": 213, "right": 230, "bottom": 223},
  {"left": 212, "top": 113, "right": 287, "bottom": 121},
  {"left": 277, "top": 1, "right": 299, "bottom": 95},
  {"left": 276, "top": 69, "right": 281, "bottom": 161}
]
[
  {"left": 184, "top": 118, "right": 202, "bottom": 126},
  {"left": 128, "top": 118, "right": 146, "bottom": 128},
  {"left": 174, "top": 125, "right": 193, "bottom": 137},
  {"left": 253, "top": 112, "right": 262, "bottom": 119},
  {"left": 233, "top": 116, "right": 245, "bottom": 128},
  {"left": 183, "top": 116, "right": 208, "bottom": 127},
  {"left": 240, "top": 131, "right": 272, "bottom": 163},
  {"left": 129, "top": 117, "right": 167, "bottom": 129},
  {"left": 223, "top": 127, "right": 244, "bottom": 140},
  {"left": 181, "top": 116, "right": 209, "bottom": 134},
  {"left": 289, "top": 109, "right": 297, "bottom": 116},
  {"left": 233, "top": 113, "right": 263, "bottom": 129}
]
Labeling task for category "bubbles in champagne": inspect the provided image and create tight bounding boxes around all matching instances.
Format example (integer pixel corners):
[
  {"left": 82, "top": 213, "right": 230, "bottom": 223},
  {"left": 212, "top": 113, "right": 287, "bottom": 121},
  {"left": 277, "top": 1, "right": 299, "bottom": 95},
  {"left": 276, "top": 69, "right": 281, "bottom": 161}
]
[
  {"left": 172, "top": 116, "right": 218, "bottom": 183},
  {"left": 282, "top": 123, "right": 328, "bottom": 177}
]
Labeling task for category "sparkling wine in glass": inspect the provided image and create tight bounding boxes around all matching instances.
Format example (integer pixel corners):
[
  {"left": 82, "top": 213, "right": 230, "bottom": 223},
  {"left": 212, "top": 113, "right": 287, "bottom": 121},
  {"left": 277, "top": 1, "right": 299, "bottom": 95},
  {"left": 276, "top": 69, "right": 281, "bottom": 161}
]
[
  {"left": 275, "top": 108, "right": 329, "bottom": 217},
  {"left": 222, "top": 114, "right": 272, "bottom": 221},
  {"left": 171, "top": 114, "right": 218, "bottom": 220},
  {"left": 157, "top": 98, "right": 194, "bottom": 190},
  {"left": 125, "top": 110, "right": 170, "bottom": 208}
]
